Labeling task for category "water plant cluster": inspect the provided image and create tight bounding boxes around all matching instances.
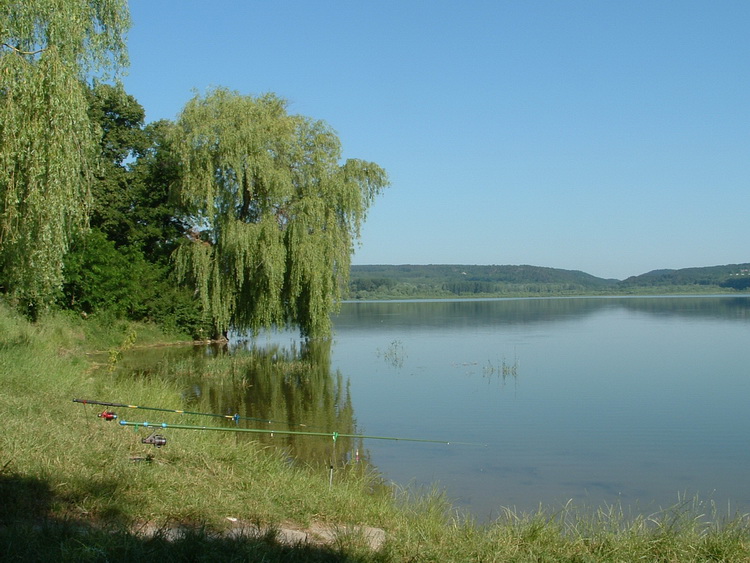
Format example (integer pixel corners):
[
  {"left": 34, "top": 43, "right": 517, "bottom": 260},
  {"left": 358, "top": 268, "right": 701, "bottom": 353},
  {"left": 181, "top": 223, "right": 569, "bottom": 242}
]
[
  {"left": 483, "top": 357, "right": 519, "bottom": 381},
  {"left": 376, "top": 340, "right": 407, "bottom": 369},
  {"left": 2, "top": 305, "right": 749, "bottom": 561}
]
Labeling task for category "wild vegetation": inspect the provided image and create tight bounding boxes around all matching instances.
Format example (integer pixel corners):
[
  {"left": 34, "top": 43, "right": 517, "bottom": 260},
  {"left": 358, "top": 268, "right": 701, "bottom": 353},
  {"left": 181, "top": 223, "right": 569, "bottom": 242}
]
[
  {"left": 171, "top": 88, "right": 387, "bottom": 339},
  {"left": 2, "top": 305, "right": 750, "bottom": 561},
  {"left": 1, "top": 1, "right": 386, "bottom": 339},
  {"left": 0, "top": 1, "right": 129, "bottom": 315},
  {"left": 3, "top": 3, "right": 750, "bottom": 560}
]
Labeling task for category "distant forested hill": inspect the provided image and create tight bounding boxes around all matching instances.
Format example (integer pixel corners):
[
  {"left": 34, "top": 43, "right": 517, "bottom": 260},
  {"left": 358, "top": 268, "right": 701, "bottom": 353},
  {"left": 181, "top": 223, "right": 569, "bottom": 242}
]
[
  {"left": 348, "top": 264, "right": 618, "bottom": 299},
  {"left": 621, "top": 263, "right": 750, "bottom": 290},
  {"left": 347, "top": 263, "right": 750, "bottom": 299}
]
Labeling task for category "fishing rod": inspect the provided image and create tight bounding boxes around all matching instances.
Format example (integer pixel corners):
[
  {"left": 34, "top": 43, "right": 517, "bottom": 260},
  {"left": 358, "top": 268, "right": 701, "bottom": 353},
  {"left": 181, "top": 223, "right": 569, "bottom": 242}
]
[
  {"left": 73, "top": 397, "right": 313, "bottom": 428},
  {"left": 75, "top": 398, "right": 488, "bottom": 447},
  {"left": 116, "top": 419, "right": 488, "bottom": 447}
]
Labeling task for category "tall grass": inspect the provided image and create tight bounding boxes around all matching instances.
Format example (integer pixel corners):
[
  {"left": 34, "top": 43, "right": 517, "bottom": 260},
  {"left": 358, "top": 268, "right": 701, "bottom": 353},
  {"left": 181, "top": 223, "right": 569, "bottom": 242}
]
[{"left": 1, "top": 303, "right": 749, "bottom": 561}]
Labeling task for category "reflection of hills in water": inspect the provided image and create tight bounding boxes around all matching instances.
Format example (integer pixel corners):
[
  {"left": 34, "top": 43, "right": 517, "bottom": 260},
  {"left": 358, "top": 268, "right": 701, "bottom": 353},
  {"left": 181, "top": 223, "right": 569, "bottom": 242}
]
[{"left": 335, "top": 296, "right": 750, "bottom": 330}]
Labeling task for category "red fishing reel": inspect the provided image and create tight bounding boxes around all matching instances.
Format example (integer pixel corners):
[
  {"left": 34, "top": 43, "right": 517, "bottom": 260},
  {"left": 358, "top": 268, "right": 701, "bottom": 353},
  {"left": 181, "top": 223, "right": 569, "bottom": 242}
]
[{"left": 97, "top": 410, "right": 118, "bottom": 421}]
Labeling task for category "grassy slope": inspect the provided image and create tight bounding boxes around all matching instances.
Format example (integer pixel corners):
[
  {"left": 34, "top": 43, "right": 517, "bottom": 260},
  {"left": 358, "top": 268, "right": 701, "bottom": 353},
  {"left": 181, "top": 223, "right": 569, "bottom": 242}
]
[{"left": 1, "top": 306, "right": 749, "bottom": 561}]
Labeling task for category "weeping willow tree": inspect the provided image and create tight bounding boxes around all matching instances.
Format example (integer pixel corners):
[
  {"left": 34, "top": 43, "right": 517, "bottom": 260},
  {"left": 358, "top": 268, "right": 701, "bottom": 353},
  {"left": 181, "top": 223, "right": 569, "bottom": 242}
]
[
  {"left": 173, "top": 88, "right": 388, "bottom": 338},
  {"left": 0, "top": 1, "right": 130, "bottom": 311}
]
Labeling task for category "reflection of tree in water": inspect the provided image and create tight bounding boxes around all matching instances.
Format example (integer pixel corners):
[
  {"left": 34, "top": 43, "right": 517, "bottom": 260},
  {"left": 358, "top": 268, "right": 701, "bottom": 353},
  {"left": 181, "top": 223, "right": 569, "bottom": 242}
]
[{"left": 183, "top": 339, "right": 370, "bottom": 472}]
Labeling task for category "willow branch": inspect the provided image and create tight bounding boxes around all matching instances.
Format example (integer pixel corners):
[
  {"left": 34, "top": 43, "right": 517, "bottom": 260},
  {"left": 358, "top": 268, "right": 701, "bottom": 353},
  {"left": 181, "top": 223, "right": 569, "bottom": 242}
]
[{"left": 2, "top": 43, "right": 46, "bottom": 56}]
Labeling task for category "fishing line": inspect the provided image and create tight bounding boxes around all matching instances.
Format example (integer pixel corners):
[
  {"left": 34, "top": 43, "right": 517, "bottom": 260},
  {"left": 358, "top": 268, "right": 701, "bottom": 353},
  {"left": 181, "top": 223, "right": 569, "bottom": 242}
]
[
  {"left": 75, "top": 398, "right": 488, "bottom": 446},
  {"left": 115, "top": 419, "right": 487, "bottom": 447},
  {"left": 73, "top": 397, "right": 320, "bottom": 429}
]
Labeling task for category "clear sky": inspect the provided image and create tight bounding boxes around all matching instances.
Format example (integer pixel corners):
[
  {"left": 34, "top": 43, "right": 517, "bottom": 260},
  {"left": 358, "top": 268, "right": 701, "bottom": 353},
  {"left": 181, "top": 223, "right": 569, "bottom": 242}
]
[{"left": 123, "top": 1, "right": 749, "bottom": 280}]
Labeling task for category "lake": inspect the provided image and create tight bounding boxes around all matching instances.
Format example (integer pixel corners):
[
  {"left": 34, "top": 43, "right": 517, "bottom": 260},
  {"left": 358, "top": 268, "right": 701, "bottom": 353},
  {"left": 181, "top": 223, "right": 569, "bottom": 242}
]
[{"left": 244, "top": 295, "right": 750, "bottom": 521}]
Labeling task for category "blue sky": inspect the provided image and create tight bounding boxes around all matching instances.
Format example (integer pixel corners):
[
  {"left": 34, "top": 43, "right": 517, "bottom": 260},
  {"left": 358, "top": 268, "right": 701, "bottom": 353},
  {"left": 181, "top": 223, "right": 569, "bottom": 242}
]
[{"left": 123, "top": 1, "right": 749, "bottom": 280}]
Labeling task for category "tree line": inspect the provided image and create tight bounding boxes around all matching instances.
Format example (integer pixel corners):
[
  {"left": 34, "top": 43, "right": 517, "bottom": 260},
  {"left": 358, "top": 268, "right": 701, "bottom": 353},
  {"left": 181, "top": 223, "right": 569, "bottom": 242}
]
[
  {"left": 347, "top": 263, "right": 750, "bottom": 299},
  {"left": 0, "top": 1, "right": 388, "bottom": 339}
]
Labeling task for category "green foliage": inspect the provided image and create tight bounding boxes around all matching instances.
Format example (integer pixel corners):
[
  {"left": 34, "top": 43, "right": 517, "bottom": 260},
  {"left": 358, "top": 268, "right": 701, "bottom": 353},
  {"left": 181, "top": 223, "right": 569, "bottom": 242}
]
[
  {"left": 0, "top": 0, "right": 129, "bottom": 311},
  {"left": 0, "top": 0, "right": 129, "bottom": 74},
  {"left": 172, "top": 88, "right": 388, "bottom": 338},
  {"left": 54, "top": 83, "right": 205, "bottom": 337},
  {"left": 350, "top": 277, "right": 396, "bottom": 293},
  {"left": 129, "top": 119, "right": 185, "bottom": 264},
  {"left": 88, "top": 83, "right": 147, "bottom": 165},
  {"left": 61, "top": 228, "right": 148, "bottom": 316},
  {"left": 60, "top": 228, "right": 209, "bottom": 338},
  {"left": 86, "top": 82, "right": 148, "bottom": 247},
  {"left": 621, "top": 263, "right": 750, "bottom": 288},
  {"left": 721, "top": 276, "right": 750, "bottom": 290},
  {"left": 0, "top": 50, "right": 96, "bottom": 309},
  {"left": 86, "top": 85, "right": 184, "bottom": 263}
]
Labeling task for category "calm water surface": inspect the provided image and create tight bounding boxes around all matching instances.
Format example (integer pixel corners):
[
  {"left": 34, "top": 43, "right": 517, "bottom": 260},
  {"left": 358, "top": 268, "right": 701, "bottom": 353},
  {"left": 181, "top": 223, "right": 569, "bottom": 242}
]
[{"left": 263, "top": 296, "right": 750, "bottom": 520}]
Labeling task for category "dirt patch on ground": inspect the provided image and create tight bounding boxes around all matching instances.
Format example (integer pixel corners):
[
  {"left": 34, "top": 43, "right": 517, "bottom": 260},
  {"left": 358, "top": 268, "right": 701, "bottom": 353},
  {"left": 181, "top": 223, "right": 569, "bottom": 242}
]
[{"left": 134, "top": 520, "right": 387, "bottom": 551}]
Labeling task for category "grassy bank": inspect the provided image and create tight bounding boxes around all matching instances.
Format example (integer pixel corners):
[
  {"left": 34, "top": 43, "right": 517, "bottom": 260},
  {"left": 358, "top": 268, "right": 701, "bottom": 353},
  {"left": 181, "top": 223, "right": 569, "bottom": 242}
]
[{"left": 1, "top": 305, "right": 749, "bottom": 561}]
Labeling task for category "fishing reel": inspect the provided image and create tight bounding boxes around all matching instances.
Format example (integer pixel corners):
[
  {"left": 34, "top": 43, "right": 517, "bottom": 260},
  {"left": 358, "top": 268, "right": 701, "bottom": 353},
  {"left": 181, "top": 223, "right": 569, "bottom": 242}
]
[
  {"left": 97, "top": 410, "right": 118, "bottom": 421},
  {"left": 142, "top": 432, "right": 167, "bottom": 448}
]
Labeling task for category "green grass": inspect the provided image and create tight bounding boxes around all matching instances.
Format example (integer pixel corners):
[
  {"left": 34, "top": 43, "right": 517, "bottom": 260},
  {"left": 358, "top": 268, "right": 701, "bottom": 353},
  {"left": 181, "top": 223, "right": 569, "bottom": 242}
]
[{"left": 1, "top": 303, "right": 749, "bottom": 561}]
